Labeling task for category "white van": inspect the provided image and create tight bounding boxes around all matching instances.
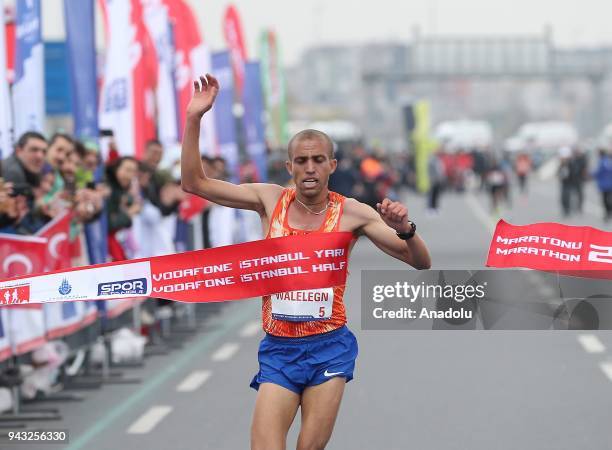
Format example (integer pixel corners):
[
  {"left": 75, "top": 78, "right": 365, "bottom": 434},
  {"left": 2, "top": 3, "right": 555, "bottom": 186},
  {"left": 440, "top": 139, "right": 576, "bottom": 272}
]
[
  {"left": 504, "top": 121, "right": 578, "bottom": 153},
  {"left": 433, "top": 120, "right": 493, "bottom": 152}
]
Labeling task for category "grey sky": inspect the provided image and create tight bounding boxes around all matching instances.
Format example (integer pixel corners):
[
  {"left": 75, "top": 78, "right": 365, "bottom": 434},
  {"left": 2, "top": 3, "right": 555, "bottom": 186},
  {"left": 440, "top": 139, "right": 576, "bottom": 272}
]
[
  {"left": 35, "top": 0, "right": 612, "bottom": 66},
  {"left": 187, "top": 0, "right": 612, "bottom": 65}
]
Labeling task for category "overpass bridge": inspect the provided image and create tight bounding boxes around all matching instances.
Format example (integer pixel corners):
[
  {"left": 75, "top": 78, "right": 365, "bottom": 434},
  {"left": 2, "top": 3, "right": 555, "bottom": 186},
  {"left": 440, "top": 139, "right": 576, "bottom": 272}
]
[
  {"left": 361, "top": 30, "right": 612, "bottom": 138},
  {"left": 363, "top": 30, "right": 612, "bottom": 82}
]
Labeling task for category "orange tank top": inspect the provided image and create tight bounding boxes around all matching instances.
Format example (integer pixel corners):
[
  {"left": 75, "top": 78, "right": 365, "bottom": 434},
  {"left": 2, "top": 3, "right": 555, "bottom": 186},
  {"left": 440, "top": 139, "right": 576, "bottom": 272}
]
[{"left": 262, "top": 188, "right": 350, "bottom": 337}]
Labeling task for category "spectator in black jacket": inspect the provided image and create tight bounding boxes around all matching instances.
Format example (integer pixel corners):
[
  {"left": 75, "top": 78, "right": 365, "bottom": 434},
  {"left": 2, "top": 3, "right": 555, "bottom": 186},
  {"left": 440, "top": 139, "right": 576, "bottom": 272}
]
[{"left": 1, "top": 131, "right": 50, "bottom": 234}]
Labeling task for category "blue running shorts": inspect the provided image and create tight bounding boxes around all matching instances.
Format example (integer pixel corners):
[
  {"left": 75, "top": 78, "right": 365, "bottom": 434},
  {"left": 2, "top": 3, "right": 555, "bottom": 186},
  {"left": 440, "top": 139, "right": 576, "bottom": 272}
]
[{"left": 250, "top": 325, "right": 358, "bottom": 395}]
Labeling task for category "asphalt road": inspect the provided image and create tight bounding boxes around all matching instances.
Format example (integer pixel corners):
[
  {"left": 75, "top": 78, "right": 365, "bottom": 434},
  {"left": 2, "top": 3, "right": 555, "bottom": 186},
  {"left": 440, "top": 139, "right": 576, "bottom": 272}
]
[{"left": 4, "top": 176, "right": 612, "bottom": 450}]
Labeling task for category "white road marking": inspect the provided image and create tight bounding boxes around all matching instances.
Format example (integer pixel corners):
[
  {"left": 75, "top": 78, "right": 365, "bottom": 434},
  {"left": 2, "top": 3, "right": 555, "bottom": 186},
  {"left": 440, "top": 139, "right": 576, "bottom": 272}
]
[
  {"left": 127, "top": 406, "right": 172, "bottom": 434},
  {"left": 578, "top": 335, "right": 606, "bottom": 354},
  {"left": 240, "top": 321, "right": 262, "bottom": 338},
  {"left": 465, "top": 194, "right": 496, "bottom": 233},
  {"left": 599, "top": 362, "right": 612, "bottom": 381},
  {"left": 176, "top": 370, "right": 212, "bottom": 392},
  {"left": 211, "top": 342, "right": 240, "bottom": 362}
]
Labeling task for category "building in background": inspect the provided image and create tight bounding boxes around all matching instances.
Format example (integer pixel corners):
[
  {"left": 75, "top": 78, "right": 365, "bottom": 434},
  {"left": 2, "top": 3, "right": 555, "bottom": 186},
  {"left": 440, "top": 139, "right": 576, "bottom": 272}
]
[{"left": 288, "top": 28, "right": 612, "bottom": 152}]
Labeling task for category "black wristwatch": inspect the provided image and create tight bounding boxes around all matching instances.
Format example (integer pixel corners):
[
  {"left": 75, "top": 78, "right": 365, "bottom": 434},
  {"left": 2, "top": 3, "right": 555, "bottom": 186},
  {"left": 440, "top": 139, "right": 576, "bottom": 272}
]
[{"left": 396, "top": 221, "right": 416, "bottom": 240}]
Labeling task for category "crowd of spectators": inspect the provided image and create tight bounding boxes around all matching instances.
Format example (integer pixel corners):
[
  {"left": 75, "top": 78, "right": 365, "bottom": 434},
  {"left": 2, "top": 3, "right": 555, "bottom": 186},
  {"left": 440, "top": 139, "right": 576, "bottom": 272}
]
[{"left": 0, "top": 132, "right": 198, "bottom": 267}]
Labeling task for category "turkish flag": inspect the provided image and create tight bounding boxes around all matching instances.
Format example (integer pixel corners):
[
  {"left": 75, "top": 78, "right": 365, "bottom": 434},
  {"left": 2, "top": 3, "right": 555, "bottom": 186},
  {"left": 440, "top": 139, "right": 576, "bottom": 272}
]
[
  {"left": 36, "top": 211, "right": 73, "bottom": 271},
  {"left": 0, "top": 234, "right": 47, "bottom": 309},
  {"left": 0, "top": 234, "right": 48, "bottom": 278}
]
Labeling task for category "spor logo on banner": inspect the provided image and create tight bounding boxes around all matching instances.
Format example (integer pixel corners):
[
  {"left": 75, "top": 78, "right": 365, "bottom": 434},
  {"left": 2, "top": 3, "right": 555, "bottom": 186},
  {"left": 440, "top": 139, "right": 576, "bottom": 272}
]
[{"left": 98, "top": 278, "right": 148, "bottom": 296}]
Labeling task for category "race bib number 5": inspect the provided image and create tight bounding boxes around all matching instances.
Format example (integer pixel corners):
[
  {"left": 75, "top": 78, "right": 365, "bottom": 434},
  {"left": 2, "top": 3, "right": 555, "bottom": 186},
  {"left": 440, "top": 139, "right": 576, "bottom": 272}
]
[{"left": 271, "top": 288, "right": 334, "bottom": 322}]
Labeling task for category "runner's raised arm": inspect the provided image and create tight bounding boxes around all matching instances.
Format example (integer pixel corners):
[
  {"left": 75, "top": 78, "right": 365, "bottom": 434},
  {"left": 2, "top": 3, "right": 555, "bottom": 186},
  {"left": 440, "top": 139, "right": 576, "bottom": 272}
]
[{"left": 180, "top": 74, "right": 279, "bottom": 214}]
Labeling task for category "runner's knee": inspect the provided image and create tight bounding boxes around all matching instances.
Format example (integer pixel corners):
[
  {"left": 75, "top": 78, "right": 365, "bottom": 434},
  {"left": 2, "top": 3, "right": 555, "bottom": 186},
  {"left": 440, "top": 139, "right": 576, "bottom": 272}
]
[
  {"left": 296, "top": 433, "right": 330, "bottom": 450},
  {"left": 251, "top": 427, "right": 286, "bottom": 450}
]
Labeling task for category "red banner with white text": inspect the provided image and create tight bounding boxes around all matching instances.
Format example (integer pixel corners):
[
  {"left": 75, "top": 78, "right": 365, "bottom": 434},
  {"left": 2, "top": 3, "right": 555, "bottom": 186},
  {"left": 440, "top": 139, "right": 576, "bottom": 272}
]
[
  {"left": 486, "top": 220, "right": 612, "bottom": 276},
  {"left": 0, "top": 232, "right": 354, "bottom": 306}
]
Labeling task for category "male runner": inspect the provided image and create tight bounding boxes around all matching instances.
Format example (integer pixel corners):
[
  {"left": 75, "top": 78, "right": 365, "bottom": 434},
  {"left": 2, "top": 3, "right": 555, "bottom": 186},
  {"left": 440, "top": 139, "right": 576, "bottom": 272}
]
[{"left": 181, "top": 74, "right": 431, "bottom": 450}]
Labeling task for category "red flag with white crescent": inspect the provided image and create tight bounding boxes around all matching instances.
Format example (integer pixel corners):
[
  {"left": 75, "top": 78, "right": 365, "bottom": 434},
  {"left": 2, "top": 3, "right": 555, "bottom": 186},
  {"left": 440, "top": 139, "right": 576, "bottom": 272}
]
[
  {"left": 0, "top": 234, "right": 47, "bottom": 309},
  {"left": 36, "top": 211, "right": 73, "bottom": 271}
]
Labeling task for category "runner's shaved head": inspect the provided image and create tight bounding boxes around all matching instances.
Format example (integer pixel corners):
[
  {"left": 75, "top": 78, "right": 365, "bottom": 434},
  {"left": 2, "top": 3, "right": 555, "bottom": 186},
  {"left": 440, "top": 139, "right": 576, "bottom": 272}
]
[{"left": 288, "top": 129, "right": 334, "bottom": 159}]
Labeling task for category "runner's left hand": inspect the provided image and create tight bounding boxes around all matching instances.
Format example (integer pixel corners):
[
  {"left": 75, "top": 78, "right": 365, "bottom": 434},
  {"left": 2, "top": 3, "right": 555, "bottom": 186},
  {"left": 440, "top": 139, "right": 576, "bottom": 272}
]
[{"left": 376, "top": 198, "right": 411, "bottom": 233}]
